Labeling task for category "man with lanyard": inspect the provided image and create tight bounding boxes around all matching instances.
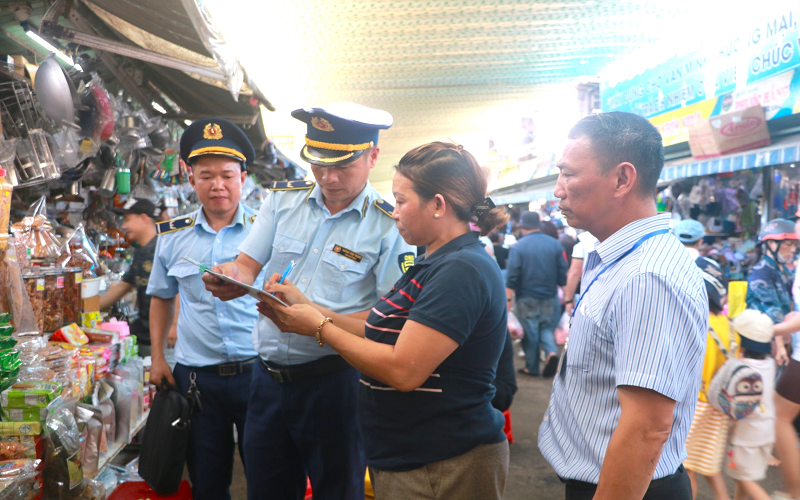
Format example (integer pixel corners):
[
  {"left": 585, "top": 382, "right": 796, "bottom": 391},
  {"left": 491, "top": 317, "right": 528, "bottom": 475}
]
[
  {"left": 147, "top": 118, "right": 265, "bottom": 500},
  {"left": 99, "top": 198, "right": 160, "bottom": 356},
  {"left": 538, "top": 112, "right": 707, "bottom": 500},
  {"left": 204, "top": 102, "right": 414, "bottom": 500}
]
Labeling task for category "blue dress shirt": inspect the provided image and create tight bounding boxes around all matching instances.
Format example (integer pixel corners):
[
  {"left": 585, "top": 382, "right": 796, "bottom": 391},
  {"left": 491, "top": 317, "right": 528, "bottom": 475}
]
[
  {"left": 538, "top": 213, "right": 708, "bottom": 482},
  {"left": 147, "top": 203, "right": 264, "bottom": 366},
  {"left": 239, "top": 181, "right": 415, "bottom": 365}
]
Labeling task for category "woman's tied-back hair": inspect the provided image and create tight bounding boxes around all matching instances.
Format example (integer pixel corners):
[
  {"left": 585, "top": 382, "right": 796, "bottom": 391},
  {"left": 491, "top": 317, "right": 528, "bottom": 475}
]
[{"left": 395, "top": 142, "right": 509, "bottom": 236}]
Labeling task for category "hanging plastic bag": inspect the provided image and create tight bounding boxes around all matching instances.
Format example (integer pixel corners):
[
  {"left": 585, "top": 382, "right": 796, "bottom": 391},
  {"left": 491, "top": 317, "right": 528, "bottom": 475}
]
[
  {"left": 59, "top": 224, "right": 100, "bottom": 277},
  {"left": 508, "top": 310, "right": 523, "bottom": 340},
  {"left": 555, "top": 311, "right": 569, "bottom": 346},
  {"left": 179, "top": 0, "right": 244, "bottom": 100},
  {"left": 0, "top": 243, "right": 39, "bottom": 336}
]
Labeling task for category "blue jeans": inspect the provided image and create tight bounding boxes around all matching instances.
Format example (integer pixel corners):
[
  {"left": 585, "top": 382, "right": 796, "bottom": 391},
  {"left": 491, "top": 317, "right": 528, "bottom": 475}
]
[
  {"left": 515, "top": 296, "right": 560, "bottom": 374},
  {"left": 173, "top": 363, "right": 251, "bottom": 500}
]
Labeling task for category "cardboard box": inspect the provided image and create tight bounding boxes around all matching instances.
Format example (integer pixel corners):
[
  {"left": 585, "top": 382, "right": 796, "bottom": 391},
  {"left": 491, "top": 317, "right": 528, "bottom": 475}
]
[
  {"left": 688, "top": 106, "right": 770, "bottom": 159},
  {"left": 82, "top": 294, "right": 100, "bottom": 313}
]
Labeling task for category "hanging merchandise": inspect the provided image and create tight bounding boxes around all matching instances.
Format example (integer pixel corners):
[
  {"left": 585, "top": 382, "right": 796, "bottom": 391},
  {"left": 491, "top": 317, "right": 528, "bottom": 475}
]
[
  {"left": 34, "top": 53, "right": 77, "bottom": 130},
  {"left": 10, "top": 197, "right": 61, "bottom": 264},
  {"left": 59, "top": 224, "right": 101, "bottom": 278},
  {"left": 88, "top": 75, "right": 114, "bottom": 144}
]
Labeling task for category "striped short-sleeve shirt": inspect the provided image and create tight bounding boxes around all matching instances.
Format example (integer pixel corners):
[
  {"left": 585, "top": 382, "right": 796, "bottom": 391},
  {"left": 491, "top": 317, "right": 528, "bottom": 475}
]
[{"left": 538, "top": 213, "right": 708, "bottom": 483}]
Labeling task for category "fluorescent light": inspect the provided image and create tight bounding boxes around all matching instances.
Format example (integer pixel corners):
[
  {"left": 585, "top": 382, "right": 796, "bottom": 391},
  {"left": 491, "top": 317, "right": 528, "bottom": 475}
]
[
  {"left": 25, "top": 30, "right": 82, "bottom": 71},
  {"left": 151, "top": 101, "right": 167, "bottom": 114}
]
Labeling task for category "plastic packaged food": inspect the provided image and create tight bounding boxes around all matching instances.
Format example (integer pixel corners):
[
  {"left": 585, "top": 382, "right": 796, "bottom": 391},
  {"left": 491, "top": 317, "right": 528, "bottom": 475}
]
[
  {"left": 43, "top": 269, "right": 65, "bottom": 332},
  {"left": 1, "top": 382, "right": 62, "bottom": 408},
  {"left": 62, "top": 268, "right": 82, "bottom": 326},
  {"left": 50, "top": 324, "right": 88, "bottom": 347},
  {"left": 0, "top": 167, "right": 11, "bottom": 253},
  {"left": 44, "top": 407, "right": 83, "bottom": 499},
  {"left": 0, "top": 458, "right": 43, "bottom": 500},
  {"left": 21, "top": 272, "right": 44, "bottom": 335}
]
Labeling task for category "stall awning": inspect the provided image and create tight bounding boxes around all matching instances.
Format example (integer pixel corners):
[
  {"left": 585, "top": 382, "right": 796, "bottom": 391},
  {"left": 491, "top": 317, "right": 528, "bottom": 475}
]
[
  {"left": 489, "top": 174, "right": 558, "bottom": 205},
  {"left": 660, "top": 134, "right": 800, "bottom": 183}
]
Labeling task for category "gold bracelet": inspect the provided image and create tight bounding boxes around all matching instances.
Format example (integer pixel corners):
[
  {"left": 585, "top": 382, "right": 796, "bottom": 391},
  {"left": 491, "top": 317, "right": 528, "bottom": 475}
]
[{"left": 316, "top": 317, "right": 333, "bottom": 347}]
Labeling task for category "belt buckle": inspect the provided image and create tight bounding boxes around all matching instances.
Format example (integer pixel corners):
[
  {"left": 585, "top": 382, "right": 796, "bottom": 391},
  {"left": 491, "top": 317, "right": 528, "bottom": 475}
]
[
  {"left": 267, "top": 367, "right": 284, "bottom": 383},
  {"left": 219, "top": 363, "right": 238, "bottom": 377}
]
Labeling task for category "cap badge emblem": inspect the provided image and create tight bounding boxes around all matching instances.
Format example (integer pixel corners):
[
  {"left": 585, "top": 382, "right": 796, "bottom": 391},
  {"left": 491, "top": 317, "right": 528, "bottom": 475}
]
[
  {"left": 203, "top": 123, "right": 223, "bottom": 140},
  {"left": 311, "top": 117, "right": 334, "bottom": 132}
]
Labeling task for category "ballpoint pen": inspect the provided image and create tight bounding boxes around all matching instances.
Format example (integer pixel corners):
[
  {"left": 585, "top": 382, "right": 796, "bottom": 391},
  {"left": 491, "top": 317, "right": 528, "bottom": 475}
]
[{"left": 279, "top": 260, "right": 296, "bottom": 284}]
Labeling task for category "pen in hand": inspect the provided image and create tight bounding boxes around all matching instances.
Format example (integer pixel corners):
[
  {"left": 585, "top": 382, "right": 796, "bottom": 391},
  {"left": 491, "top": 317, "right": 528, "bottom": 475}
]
[{"left": 279, "top": 260, "right": 296, "bottom": 285}]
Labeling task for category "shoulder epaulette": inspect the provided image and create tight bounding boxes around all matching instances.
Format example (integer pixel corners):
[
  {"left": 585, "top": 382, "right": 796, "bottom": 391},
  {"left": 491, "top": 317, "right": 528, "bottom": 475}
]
[
  {"left": 375, "top": 199, "right": 394, "bottom": 218},
  {"left": 269, "top": 180, "right": 315, "bottom": 191},
  {"left": 156, "top": 215, "right": 195, "bottom": 235}
]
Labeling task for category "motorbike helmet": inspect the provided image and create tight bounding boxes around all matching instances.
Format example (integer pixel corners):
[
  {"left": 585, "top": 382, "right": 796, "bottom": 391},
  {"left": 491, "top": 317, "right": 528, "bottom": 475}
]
[
  {"left": 758, "top": 218, "right": 798, "bottom": 242},
  {"left": 758, "top": 218, "right": 798, "bottom": 264}
]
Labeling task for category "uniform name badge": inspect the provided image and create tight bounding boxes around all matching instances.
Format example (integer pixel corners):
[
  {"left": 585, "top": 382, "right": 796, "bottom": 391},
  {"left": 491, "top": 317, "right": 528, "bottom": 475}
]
[{"left": 332, "top": 244, "right": 363, "bottom": 263}]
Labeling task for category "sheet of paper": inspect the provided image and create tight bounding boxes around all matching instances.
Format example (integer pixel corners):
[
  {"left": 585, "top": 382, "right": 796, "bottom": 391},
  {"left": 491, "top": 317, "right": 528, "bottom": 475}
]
[{"left": 181, "top": 257, "right": 289, "bottom": 307}]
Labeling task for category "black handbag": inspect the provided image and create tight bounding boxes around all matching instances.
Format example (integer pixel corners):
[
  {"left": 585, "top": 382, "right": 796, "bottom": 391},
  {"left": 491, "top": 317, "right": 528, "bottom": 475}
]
[{"left": 138, "top": 383, "right": 191, "bottom": 495}]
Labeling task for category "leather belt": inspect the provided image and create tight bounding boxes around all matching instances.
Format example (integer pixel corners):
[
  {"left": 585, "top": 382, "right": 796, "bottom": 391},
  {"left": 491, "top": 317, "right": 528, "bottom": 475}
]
[
  {"left": 260, "top": 355, "right": 349, "bottom": 383},
  {"left": 559, "top": 465, "right": 685, "bottom": 489},
  {"left": 190, "top": 358, "right": 256, "bottom": 377}
]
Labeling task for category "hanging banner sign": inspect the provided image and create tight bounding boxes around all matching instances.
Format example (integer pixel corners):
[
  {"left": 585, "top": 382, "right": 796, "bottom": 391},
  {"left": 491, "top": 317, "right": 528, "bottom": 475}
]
[
  {"left": 651, "top": 69, "right": 800, "bottom": 146},
  {"left": 601, "top": 4, "right": 800, "bottom": 119}
]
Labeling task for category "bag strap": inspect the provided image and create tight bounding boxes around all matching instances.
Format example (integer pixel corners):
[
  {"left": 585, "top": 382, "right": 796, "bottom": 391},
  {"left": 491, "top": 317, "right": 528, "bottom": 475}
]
[{"left": 707, "top": 325, "right": 731, "bottom": 358}]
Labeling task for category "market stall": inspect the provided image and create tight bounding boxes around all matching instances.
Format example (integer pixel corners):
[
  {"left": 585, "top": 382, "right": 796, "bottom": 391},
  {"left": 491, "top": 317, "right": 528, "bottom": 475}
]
[{"left": 0, "top": 1, "right": 299, "bottom": 498}]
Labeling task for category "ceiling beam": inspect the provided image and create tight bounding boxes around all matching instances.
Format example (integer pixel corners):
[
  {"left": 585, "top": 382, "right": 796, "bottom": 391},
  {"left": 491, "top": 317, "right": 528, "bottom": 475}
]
[
  {"left": 40, "top": 21, "right": 227, "bottom": 81},
  {"left": 162, "top": 112, "right": 258, "bottom": 126},
  {"left": 65, "top": 8, "right": 156, "bottom": 115}
]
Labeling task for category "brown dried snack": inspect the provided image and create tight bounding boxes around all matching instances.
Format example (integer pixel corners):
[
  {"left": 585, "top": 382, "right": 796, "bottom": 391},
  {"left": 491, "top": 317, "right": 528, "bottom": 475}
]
[
  {"left": 42, "top": 270, "right": 64, "bottom": 332},
  {"left": 22, "top": 273, "right": 44, "bottom": 335},
  {"left": 61, "top": 268, "right": 81, "bottom": 325}
]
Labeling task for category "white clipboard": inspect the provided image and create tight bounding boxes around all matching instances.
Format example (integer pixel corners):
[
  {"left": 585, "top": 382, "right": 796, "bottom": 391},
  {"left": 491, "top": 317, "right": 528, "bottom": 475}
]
[{"left": 181, "top": 256, "right": 289, "bottom": 307}]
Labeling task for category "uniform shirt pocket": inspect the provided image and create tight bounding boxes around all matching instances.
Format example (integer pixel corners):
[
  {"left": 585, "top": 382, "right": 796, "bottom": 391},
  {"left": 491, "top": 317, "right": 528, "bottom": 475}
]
[
  {"left": 265, "top": 233, "right": 307, "bottom": 279},
  {"left": 316, "top": 251, "right": 370, "bottom": 302},
  {"left": 167, "top": 262, "right": 206, "bottom": 302}
]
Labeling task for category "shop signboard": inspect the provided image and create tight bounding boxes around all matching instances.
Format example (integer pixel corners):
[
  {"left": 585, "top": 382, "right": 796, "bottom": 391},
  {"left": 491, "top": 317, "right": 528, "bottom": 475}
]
[
  {"left": 601, "top": 4, "right": 800, "bottom": 119},
  {"left": 651, "top": 68, "right": 800, "bottom": 146},
  {"left": 688, "top": 106, "right": 770, "bottom": 159}
]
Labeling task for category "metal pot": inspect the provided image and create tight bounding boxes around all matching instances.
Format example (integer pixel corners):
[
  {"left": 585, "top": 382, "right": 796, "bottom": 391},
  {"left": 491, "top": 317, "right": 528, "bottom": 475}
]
[
  {"left": 147, "top": 123, "right": 170, "bottom": 151},
  {"left": 98, "top": 167, "right": 116, "bottom": 197},
  {"left": 67, "top": 181, "right": 81, "bottom": 198}
]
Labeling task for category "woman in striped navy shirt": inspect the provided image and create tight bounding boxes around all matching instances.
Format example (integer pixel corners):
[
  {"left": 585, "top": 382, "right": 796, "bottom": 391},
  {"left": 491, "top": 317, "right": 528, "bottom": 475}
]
[{"left": 262, "top": 142, "right": 511, "bottom": 500}]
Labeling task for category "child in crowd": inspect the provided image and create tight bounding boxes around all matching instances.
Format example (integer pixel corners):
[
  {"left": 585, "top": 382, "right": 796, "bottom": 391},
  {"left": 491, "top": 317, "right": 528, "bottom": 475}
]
[
  {"left": 726, "top": 310, "right": 777, "bottom": 500},
  {"left": 684, "top": 258, "right": 731, "bottom": 500}
]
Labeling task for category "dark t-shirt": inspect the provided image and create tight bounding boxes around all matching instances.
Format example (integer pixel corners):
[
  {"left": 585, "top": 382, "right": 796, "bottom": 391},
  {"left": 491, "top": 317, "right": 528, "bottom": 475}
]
[
  {"left": 360, "top": 231, "right": 507, "bottom": 471},
  {"left": 122, "top": 237, "right": 157, "bottom": 344},
  {"left": 493, "top": 244, "right": 509, "bottom": 269}
]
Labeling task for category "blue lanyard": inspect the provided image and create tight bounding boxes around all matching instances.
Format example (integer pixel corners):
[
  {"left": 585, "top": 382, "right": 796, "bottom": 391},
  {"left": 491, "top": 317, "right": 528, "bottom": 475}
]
[{"left": 572, "top": 229, "right": 669, "bottom": 321}]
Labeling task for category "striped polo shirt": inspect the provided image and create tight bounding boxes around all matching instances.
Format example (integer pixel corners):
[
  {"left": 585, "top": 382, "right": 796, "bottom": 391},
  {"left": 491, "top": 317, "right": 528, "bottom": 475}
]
[
  {"left": 359, "top": 231, "right": 507, "bottom": 472},
  {"left": 538, "top": 213, "right": 708, "bottom": 483}
]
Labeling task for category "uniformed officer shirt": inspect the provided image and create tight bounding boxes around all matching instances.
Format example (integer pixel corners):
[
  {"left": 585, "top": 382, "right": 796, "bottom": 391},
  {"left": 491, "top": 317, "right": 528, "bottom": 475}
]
[
  {"left": 359, "top": 231, "right": 507, "bottom": 471},
  {"left": 121, "top": 237, "right": 156, "bottom": 344},
  {"left": 147, "top": 203, "right": 264, "bottom": 366},
  {"left": 239, "top": 181, "right": 415, "bottom": 365}
]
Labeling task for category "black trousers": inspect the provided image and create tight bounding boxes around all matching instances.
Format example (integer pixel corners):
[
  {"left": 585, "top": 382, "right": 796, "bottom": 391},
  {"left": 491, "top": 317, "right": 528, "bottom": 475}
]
[{"left": 564, "top": 465, "right": 691, "bottom": 500}]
